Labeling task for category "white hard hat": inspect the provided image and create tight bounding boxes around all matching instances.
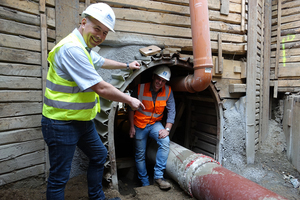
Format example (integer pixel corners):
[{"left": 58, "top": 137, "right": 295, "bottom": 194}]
[
  {"left": 153, "top": 66, "right": 171, "bottom": 81},
  {"left": 82, "top": 3, "right": 115, "bottom": 32}
]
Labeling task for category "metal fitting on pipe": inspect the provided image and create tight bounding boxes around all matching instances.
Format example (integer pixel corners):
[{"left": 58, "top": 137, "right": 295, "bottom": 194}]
[{"left": 147, "top": 141, "right": 287, "bottom": 200}]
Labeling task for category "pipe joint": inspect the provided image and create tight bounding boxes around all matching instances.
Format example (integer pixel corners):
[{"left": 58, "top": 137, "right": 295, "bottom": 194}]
[
  {"left": 185, "top": 75, "right": 197, "bottom": 93},
  {"left": 183, "top": 154, "right": 220, "bottom": 196}
]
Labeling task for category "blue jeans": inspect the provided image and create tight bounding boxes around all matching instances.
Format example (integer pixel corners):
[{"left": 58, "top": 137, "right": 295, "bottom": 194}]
[
  {"left": 41, "top": 116, "right": 107, "bottom": 200},
  {"left": 134, "top": 122, "right": 170, "bottom": 186}
]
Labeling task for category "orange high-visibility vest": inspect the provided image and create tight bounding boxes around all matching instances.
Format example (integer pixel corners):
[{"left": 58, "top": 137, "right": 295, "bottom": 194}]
[{"left": 134, "top": 82, "right": 171, "bottom": 128}]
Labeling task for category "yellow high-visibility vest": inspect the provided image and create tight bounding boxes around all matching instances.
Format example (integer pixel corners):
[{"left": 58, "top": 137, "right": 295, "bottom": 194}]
[{"left": 42, "top": 33, "right": 100, "bottom": 121}]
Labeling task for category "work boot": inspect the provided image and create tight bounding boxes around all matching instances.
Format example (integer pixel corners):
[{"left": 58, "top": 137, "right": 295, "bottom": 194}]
[{"left": 155, "top": 178, "right": 171, "bottom": 190}]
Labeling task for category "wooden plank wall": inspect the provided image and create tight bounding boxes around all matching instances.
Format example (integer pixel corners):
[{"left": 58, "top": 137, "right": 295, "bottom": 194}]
[
  {"left": 77, "top": 0, "right": 248, "bottom": 99},
  {"left": 270, "top": 0, "right": 300, "bottom": 94},
  {"left": 80, "top": 0, "right": 248, "bottom": 55},
  {"left": 0, "top": 0, "right": 55, "bottom": 185}
]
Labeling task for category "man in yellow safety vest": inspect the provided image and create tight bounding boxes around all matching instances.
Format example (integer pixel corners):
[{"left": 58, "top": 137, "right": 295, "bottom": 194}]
[{"left": 41, "top": 3, "right": 144, "bottom": 200}]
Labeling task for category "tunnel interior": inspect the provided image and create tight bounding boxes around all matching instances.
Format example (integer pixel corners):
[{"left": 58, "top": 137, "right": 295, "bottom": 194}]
[{"left": 111, "top": 62, "right": 220, "bottom": 192}]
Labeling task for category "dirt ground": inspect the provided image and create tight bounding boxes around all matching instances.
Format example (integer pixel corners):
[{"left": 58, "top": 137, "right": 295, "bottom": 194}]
[
  {"left": 1, "top": 150, "right": 299, "bottom": 200},
  {"left": 1, "top": 120, "right": 300, "bottom": 200}
]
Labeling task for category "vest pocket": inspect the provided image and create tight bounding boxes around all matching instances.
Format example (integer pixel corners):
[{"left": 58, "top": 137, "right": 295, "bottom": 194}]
[{"left": 155, "top": 101, "right": 166, "bottom": 114}]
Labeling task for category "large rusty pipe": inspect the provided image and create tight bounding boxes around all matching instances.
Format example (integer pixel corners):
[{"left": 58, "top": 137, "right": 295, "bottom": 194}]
[
  {"left": 147, "top": 141, "right": 287, "bottom": 200},
  {"left": 169, "top": 0, "right": 213, "bottom": 93}
]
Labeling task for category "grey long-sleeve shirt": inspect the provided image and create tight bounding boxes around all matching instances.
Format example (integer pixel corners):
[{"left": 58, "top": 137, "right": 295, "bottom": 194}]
[{"left": 129, "top": 83, "right": 176, "bottom": 124}]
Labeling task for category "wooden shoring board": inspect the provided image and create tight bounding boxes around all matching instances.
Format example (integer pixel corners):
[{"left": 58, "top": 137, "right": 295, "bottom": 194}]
[
  {"left": 0, "top": 8, "right": 55, "bottom": 40},
  {"left": 212, "top": 78, "right": 244, "bottom": 98},
  {"left": 271, "top": 26, "right": 300, "bottom": 39},
  {"left": 55, "top": 0, "right": 79, "bottom": 42},
  {"left": 272, "top": 0, "right": 300, "bottom": 11},
  {"left": 245, "top": 0, "right": 258, "bottom": 164},
  {"left": 104, "top": 32, "right": 246, "bottom": 54},
  {"left": 108, "top": 103, "right": 119, "bottom": 190},
  {"left": 0, "top": 18, "right": 53, "bottom": 40},
  {"left": 271, "top": 21, "right": 300, "bottom": 32},
  {"left": 40, "top": 0, "right": 49, "bottom": 180},
  {"left": 271, "top": 33, "right": 300, "bottom": 45},
  {"left": 217, "top": 33, "right": 223, "bottom": 74},
  {"left": 46, "top": 7, "right": 55, "bottom": 28},
  {"left": 109, "top": 20, "right": 245, "bottom": 43},
  {"left": 99, "top": 0, "right": 242, "bottom": 15},
  {"left": 241, "top": 0, "right": 246, "bottom": 31},
  {"left": 278, "top": 66, "right": 300, "bottom": 77},
  {"left": 0, "top": 90, "right": 42, "bottom": 102},
  {"left": 0, "top": 115, "right": 41, "bottom": 132},
  {"left": 212, "top": 56, "right": 243, "bottom": 79},
  {"left": 0, "top": 76, "right": 42, "bottom": 89},
  {"left": 0, "top": 63, "right": 41, "bottom": 77},
  {"left": 0, "top": 128, "right": 42, "bottom": 145},
  {"left": 272, "top": 4, "right": 300, "bottom": 18},
  {"left": 0, "top": 47, "right": 41, "bottom": 65},
  {"left": 272, "top": 45, "right": 300, "bottom": 55},
  {"left": 0, "top": 164, "right": 44, "bottom": 186},
  {"left": 0, "top": 3, "right": 54, "bottom": 28},
  {"left": 261, "top": 0, "right": 272, "bottom": 145},
  {"left": 0, "top": 102, "right": 42, "bottom": 118},
  {"left": 221, "top": 0, "right": 230, "bottom": 15},
  {"left": 271, "top": 48, "right": 300, "bottom": 58},
  {"left": 271, "top": 13, "right": 300, "bottom": 26},
  {"left": 270, "top": 80, "right": 300, "bottom": 87},
  {"left": 0, "top": 0, "right": 39, "bottom": 15},
  {"left": 140, "top": 0, "right": 242, "bottom": 13},
  {"left": 79, "top": 3, "right": 244, "bottom": 34},
  {"left": 31, "top": 0, "right": 55, "bottom": 7},
  {"left": 275, "top": 0, "right": 281, "bottom": 79},
  {"left": 0, "top": 33, "right": 41, "bottom": 52},
  {"left": 0, "top": 6, "right": 40, "bottom": 26},
  {"left": 40, "top": 0, "right": 46, "bottom": 13},
  {"left": 41, "top": 14, "right": 48, "bottom": 98},
  {"left": 271, "top": 62, "right": 300, "bottom": 70},
  {"left": 79, "top": 6, "right": 243, "bottom": 31},
  {"left": 0, "top": 151, "right": 44, "bottom": 175},
  {"left": 258, "top": 0, "right": 265, "bottom": 145},
  {"left": 271, "top": 55, "right": 300, "bottom": 65}
]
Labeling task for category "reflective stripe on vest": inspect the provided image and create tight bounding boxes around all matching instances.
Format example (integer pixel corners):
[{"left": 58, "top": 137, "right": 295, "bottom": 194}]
[
  {"left": 42, "top": 33, "right": 100, "bottom": 121},
  {"left": 134, "top": 82, "right": 171, "bottom": 128},
  {"left": 46, "top": 79, "right": 94, "bottom": 94},
  {"left": 44, "top": 96, "right": 97, "bottom": 110}
]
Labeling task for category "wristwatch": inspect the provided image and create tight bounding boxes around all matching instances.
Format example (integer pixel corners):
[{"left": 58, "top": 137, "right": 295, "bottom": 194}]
[
  {"left": 165, "top": 127, "right": 170, "bottom": 132},
  {"left": 126, "top": 62, "right": 129, "bottom": 69}
]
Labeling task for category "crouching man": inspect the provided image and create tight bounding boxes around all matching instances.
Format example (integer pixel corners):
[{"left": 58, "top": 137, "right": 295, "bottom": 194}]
[{"left": 128, "top": 66, "right": 176, "bottom": 190}]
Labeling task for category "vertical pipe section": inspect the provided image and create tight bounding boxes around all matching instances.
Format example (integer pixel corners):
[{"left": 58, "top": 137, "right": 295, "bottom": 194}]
[
  {"left": 170, "top": 0, "right": 213, "bottom": 93},
  {"left": 148, "top": 141, "right": 287, "bottom": 200}
]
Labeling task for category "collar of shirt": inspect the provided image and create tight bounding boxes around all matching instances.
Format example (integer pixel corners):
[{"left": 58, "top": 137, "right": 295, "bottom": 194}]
[{"left": 72, "top": 28, "right": 89, "bottom": 50}]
